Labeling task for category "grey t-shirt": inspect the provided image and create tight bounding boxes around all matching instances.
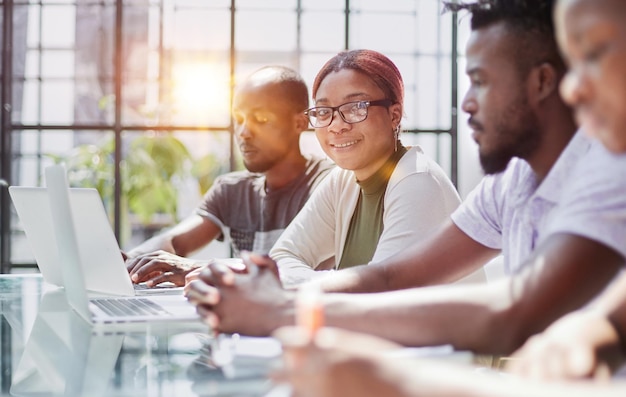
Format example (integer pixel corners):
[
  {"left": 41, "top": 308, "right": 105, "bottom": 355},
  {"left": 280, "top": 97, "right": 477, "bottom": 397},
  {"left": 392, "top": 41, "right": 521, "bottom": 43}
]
[{"left": 196, "top": 157, "right": 334, "bottom": 256}]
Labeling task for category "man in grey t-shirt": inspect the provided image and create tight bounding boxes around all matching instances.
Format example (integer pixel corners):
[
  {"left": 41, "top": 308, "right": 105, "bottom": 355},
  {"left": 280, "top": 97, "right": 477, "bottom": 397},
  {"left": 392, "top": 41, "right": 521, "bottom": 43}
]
[{"left": 125, "top": 66, "right": 333, "bottom": 287}]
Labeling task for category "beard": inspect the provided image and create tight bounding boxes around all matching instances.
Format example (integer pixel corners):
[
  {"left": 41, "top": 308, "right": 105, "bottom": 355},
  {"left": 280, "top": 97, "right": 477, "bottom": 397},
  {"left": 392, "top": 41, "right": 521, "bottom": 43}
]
[
  {"left": 476, "top": 97, "right": 542, "bottom": 175},
  {"left": 243, "top": 158, "right": 273, "bottom": 173}
]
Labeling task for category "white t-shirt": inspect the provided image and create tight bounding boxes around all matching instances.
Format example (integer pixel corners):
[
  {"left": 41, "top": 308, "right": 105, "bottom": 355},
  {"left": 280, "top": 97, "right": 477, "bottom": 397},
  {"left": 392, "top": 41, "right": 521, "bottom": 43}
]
[{"left": 452, "top": 131, "right": 626, "bottom": 275}]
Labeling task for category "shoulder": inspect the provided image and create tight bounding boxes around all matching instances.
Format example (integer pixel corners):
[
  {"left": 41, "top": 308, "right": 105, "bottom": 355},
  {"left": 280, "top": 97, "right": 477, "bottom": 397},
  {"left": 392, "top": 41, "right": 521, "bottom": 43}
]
[
  {"left": 392, "top": 146, "right": 454, "bottom": 178},
  {"left": 302, "top": 156, "right": 335, "bottom": 183},
  {"left": 565, "top": 141, "right": 626, "bottom": 196},
  {"left": 305, "top": 156, "right": 335, "bottom": 173},
  {"left": 389, "top": 146, "right": 456, "bottom": 189},
  {"left": 210, "top": 170, "right": 264, "bottom": 190}
]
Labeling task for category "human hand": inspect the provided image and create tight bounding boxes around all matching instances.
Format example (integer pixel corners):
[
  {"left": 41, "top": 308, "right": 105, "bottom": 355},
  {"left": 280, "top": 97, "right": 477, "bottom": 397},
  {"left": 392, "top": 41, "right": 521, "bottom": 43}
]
[
  {"left": 126, "top": 250, "right": 200, "bottom": 287},
  {"left": 184, "top": 258, "right": 248, "bottom": 286},
  {"left": 185, "top": 252, "right": 291, "bottom": 335},
  {"left": 185, "top": 267, "right": 204, "bottom": 285},
  {"left": 272, "top": 327, "right": 407, "bottom": 397},
  {"left": 508, "top": 311, "right": 623, "bottom": 380}
]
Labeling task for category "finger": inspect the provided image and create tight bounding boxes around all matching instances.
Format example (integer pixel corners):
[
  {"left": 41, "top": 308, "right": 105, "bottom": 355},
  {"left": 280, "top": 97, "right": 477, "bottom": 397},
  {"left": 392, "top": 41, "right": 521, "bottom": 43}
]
[
  {"left": 127, "top": 254, "right": 157, "bottom": 276},
  {"left": 244, "top": 251, "right": 280, "bottom": 278},
  {"left": 121, "top": 251, "right": 129, "bottom": 261},
  {"left": 568, "top": 347, "right": 597, "bottom": 378},
  {"left": 133, "top": 260, "right": 173, "bottom": 283},
  {"left": 146, "top": 272, "right": 182, "bottom": 287},
  {"left": 125, "top": 256, "right": 140, "bottom": 273},
  {"left": 223, "top": 259, "right": 246, "bottom": 273},
  {"left": 196, "top": 305, "right": 220, "bottom": 330},
  {"left": 186, "top": 279, "right": 221, "bottom": 306},
  {"left": 202, "top": 262, "right": 236, "bottom": 286},
  {"left": 185, "top": 267, "right": 203, "bottom": 285}
]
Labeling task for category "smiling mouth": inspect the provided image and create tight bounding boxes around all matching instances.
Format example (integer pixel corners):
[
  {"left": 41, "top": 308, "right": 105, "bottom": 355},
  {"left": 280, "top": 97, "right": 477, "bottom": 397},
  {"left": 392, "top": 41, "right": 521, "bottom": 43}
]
[{"left": 331, "top": 140, "right": 360, "bottom": 148}]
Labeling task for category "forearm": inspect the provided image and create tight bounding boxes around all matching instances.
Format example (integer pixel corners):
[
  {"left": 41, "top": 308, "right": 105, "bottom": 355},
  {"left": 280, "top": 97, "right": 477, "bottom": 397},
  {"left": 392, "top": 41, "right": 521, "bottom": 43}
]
[
  {"left": 317, "top": 222, "right": 497, "bottom": 294},
  {"left": 316, "top": 263, "right": 389, "bottom": 293},
  {"left": 278, "top": 262, "right": 334, "bottom": 289},
  {"left": 128, "top": 215, "right": 220, "bottom": 258},
  {"left": 126, "top": 234, "right": 176, "bottom": 257},
  {"left": 406, "top": 360, "right": 626, "bottom": 397},
  {"left": 320, "top": 284, "right": 507, "bottom": 352}
]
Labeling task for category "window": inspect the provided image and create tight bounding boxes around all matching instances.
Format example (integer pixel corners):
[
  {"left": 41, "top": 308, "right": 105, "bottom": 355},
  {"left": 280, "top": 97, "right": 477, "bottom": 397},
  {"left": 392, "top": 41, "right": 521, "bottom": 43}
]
[{"left": 0, "top": 0, "right": 459, "bottom": 272}]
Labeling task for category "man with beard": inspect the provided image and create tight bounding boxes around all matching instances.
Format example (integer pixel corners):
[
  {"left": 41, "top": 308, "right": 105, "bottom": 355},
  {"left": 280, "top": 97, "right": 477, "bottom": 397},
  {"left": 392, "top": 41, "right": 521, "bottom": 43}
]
[
  {"left": 186, "top": 0, "right": 626, "bottom": 355},
  {"left": 124, "top": 66, "right": 333, "bottom": 287}
]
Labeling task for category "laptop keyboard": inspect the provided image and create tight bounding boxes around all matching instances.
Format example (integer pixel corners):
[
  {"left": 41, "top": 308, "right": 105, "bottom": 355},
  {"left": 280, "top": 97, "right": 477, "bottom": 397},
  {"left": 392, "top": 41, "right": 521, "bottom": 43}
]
[{"left": 91, "top": 298, "right": 169, "bottom": 317}]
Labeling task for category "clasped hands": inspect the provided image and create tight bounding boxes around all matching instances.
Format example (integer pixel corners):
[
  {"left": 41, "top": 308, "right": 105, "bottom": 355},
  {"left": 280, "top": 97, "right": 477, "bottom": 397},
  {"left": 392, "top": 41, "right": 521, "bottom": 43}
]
[{"left": 184, "top": 251, "right": 292, "bottom": 336}]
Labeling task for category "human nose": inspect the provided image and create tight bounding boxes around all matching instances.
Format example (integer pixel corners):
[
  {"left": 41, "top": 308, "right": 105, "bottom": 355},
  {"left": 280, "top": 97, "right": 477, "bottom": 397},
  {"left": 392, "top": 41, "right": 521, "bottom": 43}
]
[
  {"left": 234, "top": 120, "right": 253, "bottom": 139},
  {"left": 326, "top": 109, "right": 349, "bottom": 134},
  {"left": 461, "top": 89, "right": 477, "bottom": 115},
  {"left": 560, "top": 67, "right": 587, "bottom": 107}
]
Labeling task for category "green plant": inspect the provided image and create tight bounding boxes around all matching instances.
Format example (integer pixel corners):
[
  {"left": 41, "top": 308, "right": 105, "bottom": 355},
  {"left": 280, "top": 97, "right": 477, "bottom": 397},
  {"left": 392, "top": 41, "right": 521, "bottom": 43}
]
[{"left": 49, "top": 133, "right": 200, "bottom": 244}]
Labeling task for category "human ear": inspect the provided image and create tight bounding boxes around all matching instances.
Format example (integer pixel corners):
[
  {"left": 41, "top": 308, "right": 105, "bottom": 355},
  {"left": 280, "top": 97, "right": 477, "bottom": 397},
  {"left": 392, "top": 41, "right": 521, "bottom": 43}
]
[
  {"left": 389, "top": 102, "right": 403, "bottom": 128},
  {"left": 294, "top": 112, "right": 310, "bottom": 132},
  {"left": 531, "top": 62, "right": 559, "bottom": 103}
]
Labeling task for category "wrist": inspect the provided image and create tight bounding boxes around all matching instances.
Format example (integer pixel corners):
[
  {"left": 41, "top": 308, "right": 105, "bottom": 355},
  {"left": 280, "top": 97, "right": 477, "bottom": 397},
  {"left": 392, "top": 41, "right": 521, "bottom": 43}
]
[{"left": 267, "top": 291, "right": 298, "bottom": 334}]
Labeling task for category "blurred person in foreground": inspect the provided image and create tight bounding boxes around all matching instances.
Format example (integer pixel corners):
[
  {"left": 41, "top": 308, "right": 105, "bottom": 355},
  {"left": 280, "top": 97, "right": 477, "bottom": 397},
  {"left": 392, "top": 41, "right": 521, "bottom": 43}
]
[
  {"left": 509, "top": 0, "right": 626, "bottom": 381},
  {"left": 273, "top": 326, "right": 625, "bottom": 397}
]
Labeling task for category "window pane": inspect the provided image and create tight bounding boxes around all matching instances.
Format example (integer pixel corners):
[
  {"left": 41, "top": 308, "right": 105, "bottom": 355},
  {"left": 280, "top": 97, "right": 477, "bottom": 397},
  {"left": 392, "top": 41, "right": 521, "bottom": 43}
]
[
  {"left": 41, "top": 81, "right": 74, "bottom": 124},
  {"left": 235, "top": 10, "right": 297, "bottom": 51},
  {"left": 350, "top": 12, "right": 416, "bottom": 52},
  {"left": 18, "top": 80, "right": 40, "bottom": 124},
  {"left": 119, "top": 130, "right": 232, "bottom": 250},
  {"left": 236, "top": 0, "right": 296, "bottom": 10},
  {"left": 25, "top": 5, "right": 40, "bottom": 48},
  {"left": 301, "top": 0, "right": 344, "bottom": 11},
  {"left": 41, "top": 50, "right": 75, "bottom": 79},
  {"left": 301, "top": 11, "right": 345, "bottom": 52},
  {"left": 41, "top": 5, "right": 76, "bottom": 48},
  {"left": 168, "top": 9, "right": 231, "bottom": 51},
  {"left": 352, "top": 0, "right": 417, "bottom": 12}
]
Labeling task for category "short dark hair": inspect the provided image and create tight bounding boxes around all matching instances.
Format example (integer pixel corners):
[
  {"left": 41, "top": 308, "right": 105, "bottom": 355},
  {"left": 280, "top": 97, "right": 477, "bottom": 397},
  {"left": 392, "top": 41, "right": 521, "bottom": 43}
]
[
  {"left": 249, "top": 65, "right": 310, "bottom": 112},
  {"left": 444, "top": 0, "right": 554, "bottom": 32},
  {"left": 444, "top": 0, "right": 564, "bottom": 76}
]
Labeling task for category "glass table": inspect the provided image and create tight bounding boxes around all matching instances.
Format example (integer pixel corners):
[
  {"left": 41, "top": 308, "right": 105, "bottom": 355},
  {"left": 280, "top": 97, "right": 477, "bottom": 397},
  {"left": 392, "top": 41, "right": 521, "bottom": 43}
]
[{"left": 0, "top": 274, "right": 283, "bottom": 397}]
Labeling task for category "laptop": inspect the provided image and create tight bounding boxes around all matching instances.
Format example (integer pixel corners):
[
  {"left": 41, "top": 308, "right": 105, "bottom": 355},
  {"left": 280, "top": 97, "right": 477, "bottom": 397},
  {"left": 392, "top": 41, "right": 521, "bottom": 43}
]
[
  {"left": 9, "top": 186, "right": 182, "bottom": 296},
  {"left": 41, "top": 164, "right": 199, "bottom": 324}
]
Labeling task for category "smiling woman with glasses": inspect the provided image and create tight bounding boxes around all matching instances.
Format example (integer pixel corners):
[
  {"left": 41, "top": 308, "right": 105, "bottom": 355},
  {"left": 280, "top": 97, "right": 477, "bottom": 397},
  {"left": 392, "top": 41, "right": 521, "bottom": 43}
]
[{"left": 259, "top": 49, "right": 462, "bottom": 285}]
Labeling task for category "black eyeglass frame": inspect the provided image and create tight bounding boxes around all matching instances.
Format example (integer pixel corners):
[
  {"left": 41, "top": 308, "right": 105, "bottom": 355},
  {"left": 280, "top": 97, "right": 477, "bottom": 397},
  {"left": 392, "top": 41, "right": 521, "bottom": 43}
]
[{"left": 304, "top": 99, "right": 393, "bottom": 128}]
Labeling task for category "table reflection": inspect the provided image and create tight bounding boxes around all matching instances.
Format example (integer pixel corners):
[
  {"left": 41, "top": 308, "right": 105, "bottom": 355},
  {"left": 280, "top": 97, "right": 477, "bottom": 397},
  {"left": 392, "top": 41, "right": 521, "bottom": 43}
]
[{"left": 0, "top": 275, "right": 283, "bottom": 397}]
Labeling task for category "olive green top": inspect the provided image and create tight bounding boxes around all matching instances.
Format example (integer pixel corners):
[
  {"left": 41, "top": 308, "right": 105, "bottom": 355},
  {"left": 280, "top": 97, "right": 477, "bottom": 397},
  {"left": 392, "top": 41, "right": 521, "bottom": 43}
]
[{"left": 337, "top": 144, "right": 408, "bottom": 269}]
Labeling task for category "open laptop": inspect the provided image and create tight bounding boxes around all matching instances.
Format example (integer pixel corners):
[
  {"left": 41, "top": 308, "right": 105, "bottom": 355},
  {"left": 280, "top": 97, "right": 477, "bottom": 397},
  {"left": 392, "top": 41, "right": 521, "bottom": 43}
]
[
  {"left": 9, "top": 186, "right": 182, "bottom": 296},
  {"left": 42, "top": 164, "right": 199, "bottom": 324}
]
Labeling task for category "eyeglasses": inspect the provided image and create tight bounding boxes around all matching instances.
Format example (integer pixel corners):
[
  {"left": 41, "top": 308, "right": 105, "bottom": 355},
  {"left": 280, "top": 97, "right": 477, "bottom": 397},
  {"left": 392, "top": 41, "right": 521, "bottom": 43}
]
[{"left": 304, "top": 99, "right": 392, "bottom": 128}]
